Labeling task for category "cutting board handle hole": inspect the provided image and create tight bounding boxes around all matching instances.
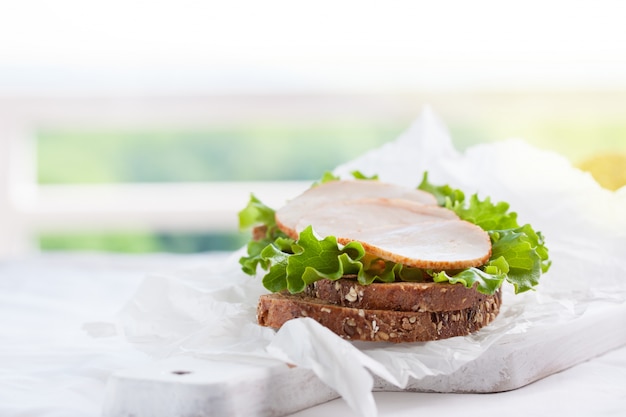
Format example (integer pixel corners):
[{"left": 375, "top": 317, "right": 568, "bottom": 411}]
[{"left": 171, "top": 370, "right": 192, "bottom": 375}]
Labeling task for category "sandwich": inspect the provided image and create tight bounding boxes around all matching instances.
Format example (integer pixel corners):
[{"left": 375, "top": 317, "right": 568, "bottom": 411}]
[{"left": 239, "top": 172, "right": 550, "bottom": 343}]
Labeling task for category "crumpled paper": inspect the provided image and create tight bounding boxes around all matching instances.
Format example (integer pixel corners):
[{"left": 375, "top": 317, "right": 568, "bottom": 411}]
[{"left": 116, "top": 108, "right": 626, "bottom": 417}]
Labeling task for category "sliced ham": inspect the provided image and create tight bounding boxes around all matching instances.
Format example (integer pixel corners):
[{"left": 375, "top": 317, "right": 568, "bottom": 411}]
[{"left": 275, "top": 181, "right": 492, "bottom": 270}]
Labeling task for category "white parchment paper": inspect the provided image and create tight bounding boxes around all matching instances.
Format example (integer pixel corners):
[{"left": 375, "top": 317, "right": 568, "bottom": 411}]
[{"left": 117, "top": 108, "right": 626, "bottom": 417}]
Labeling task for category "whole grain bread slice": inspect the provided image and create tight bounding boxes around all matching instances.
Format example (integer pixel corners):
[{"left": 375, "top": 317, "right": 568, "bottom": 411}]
[
  {"left": 306, "top": 278, "right": 486, "bottom": 312},
  {"left": 257, "top": 289, "right": 502, "bottom": 343}
]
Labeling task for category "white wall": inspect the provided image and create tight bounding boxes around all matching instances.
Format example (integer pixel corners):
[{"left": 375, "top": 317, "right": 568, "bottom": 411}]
[{"left": 1, "top": 0, "right": 625, "bottom": 95}]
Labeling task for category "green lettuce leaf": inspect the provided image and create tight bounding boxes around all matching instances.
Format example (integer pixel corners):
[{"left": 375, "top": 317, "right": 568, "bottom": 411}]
[
  {"left": 238, "top": 194, "right": 290, "bottom": 276},
  {"left": 417, "top": 172, "right": 465, "bottom": 206},
  {"left": 284, "top": 226, "right": 365, "bottom": 293},
  {"left": 490, "top": 225, "right": 550, "bottom": 292},
  {"left": 258, "top": 226, "right": 427, "bottom": 293},
  {"left": 238, "top": 193, "right": 276, "bottom": 231},
  {"left": 313, "top": 170, "right": 378, "bottom": 186},
  {"left": 447, "top": 195, "right": 519, "bottom": 231},
  {"left": 419, "top": 173, "right": 550, "bottom": 294}
]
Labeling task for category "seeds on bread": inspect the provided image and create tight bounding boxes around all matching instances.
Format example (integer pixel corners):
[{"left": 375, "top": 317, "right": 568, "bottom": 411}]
[{"left": 306, "top": 278, "right": 488, "bottom": 312}]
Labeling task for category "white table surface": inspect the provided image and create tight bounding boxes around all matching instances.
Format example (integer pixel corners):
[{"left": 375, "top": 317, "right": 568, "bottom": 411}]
[{"left": 1, "top": 253, "right": 625, "bottom": 417}]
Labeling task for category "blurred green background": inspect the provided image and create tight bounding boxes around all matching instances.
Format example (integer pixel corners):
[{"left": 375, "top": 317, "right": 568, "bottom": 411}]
[
  {"left": 35, "top": 94, "right": 626, "bottom": 253},
  {"left": 37, "top": 122, "right": 404, "bottom": 253}
]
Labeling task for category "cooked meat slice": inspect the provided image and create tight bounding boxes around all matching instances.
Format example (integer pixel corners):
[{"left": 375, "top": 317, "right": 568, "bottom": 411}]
[
  {"left": 278, "top": 198, "right": 457, "bottom": 239},
  {"left": 340, "top": 219, "right": 492, "bottom": 269},
  {"left": 281, "top": 198, "right": 491, "bottom": 270},
  {"left": 276, "top": 180, "right": 437, "bottom": 234}
]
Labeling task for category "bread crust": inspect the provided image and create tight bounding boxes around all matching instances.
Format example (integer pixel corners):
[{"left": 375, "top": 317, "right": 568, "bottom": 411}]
[
  {"left": 257, "top": 288, "right": 502, "bottom": 343},
  {"left": 306, "top": 278, "right": 486, "bottom": 312}
]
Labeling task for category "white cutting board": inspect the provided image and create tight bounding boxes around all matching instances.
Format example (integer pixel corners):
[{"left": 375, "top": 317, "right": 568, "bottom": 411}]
[{"left": 102, "top": 300, "right": 626, "bottom": 417}]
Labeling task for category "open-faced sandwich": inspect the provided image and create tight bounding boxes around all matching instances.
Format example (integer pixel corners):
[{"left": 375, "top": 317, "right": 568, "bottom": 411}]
[{"left": 239, "top": 172, "right": 550, "bottom": 343}]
